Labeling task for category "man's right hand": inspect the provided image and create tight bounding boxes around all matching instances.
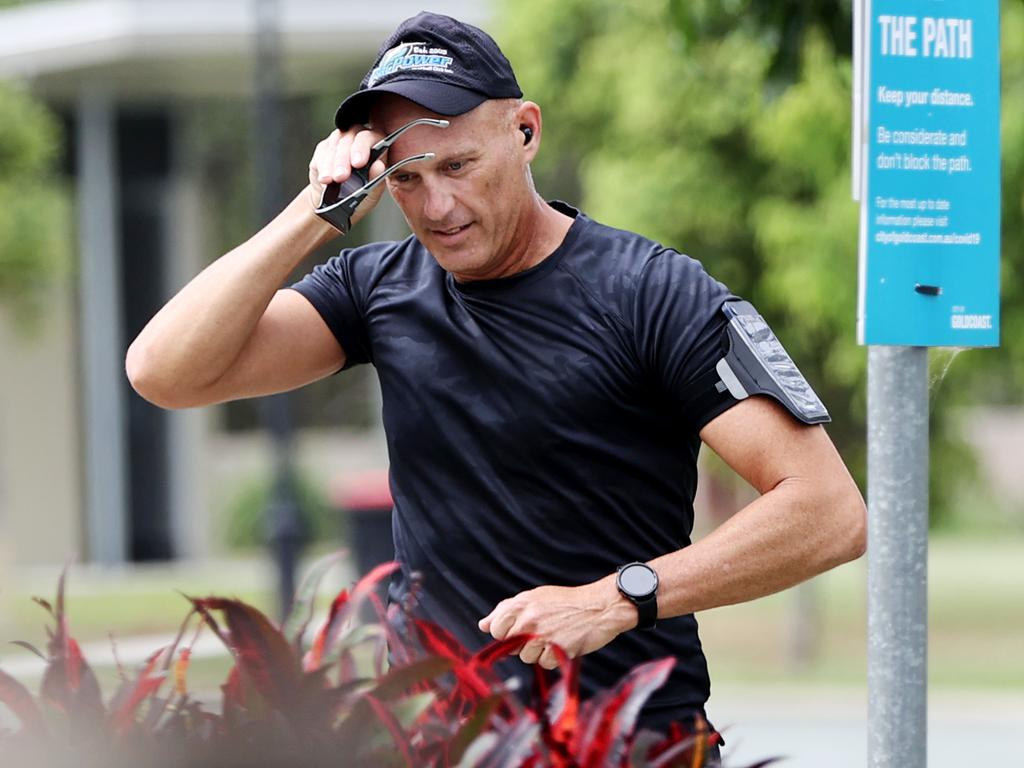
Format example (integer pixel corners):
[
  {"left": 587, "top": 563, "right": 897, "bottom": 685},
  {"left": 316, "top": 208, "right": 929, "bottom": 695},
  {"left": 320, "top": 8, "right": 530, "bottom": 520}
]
[{"left": 308, "top": 126, "right": 388, "bottom": 230}]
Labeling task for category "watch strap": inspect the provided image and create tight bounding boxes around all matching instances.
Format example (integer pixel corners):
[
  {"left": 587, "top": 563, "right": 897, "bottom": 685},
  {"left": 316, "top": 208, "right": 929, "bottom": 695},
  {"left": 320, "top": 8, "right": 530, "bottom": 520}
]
[{"left": 634, "top": 593, "right": 657, "bottom": 630}]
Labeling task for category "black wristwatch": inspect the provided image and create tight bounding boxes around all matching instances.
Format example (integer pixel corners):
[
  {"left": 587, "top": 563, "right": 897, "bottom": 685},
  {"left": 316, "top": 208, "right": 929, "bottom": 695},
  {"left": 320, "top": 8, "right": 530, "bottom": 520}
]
[{"left": 616, "top": 562, "right": 659, "bottom": 630}]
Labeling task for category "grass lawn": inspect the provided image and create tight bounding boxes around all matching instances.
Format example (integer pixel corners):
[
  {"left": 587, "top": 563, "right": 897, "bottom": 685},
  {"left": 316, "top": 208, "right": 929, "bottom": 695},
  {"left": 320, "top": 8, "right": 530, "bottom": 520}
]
[
  {"left": 1, "top": 566, "right": 278, "bottom": 645},
  {"left": 698, "top": 532, "right": 1024, "bottom": 690},
  {"left": 1, "top": 534, "right": 1021, "bottom": 695}
]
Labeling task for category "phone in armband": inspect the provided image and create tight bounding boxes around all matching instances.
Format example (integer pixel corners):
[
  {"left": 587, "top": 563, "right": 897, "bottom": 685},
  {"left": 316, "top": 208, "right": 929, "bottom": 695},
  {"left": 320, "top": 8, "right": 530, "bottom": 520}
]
[{"left": 715, "top": 300, "right": 831, "bottom": 425}]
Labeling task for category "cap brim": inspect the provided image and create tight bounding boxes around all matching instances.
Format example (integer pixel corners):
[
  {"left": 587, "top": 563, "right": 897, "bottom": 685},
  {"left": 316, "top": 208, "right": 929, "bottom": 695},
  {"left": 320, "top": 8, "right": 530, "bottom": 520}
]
[{"left": 334, "top": 80, "right": 488, "bottom": 130}]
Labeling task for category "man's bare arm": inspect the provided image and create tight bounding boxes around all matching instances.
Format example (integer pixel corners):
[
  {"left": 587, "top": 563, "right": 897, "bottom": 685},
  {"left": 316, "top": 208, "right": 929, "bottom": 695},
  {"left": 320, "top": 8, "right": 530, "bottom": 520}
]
[
  {"left": 650, "top": 396, "right": 867, "bottom": 616},
  {"left": 126, "top": 189, "right": 341, "bottom": 408},
  {"left": 479, "top": 396, "right": 867, "bottom": 668},
  {"left": 127, "top": 127, "right": 386, "bottom": 409}
]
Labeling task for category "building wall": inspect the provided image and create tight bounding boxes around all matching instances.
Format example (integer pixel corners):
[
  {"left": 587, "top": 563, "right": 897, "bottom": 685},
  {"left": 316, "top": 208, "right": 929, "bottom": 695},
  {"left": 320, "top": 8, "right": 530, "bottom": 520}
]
[{"left": 0, "top": 278, "right": 83, "bottom": 565}]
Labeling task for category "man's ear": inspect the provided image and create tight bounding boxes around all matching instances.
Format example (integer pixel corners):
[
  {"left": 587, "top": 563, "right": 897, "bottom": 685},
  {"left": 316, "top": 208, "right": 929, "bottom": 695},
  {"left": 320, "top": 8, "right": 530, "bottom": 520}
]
[{"left": 516, "top": 101, "right": 542, "bottom": 160}]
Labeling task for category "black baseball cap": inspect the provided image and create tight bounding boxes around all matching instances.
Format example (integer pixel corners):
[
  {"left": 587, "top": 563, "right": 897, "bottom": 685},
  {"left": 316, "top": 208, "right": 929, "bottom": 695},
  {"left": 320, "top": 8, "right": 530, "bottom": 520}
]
[{"left": 334, "top": 12, "right": 523, "bottom": 130}]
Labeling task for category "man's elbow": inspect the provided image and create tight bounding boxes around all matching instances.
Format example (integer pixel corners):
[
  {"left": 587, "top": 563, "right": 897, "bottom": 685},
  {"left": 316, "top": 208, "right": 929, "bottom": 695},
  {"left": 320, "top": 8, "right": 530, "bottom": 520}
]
[
  {"left": 125, "top": 340, "right": 191, "bottom": 410},
  {"left": 830, "top": 482, "right": 868, "bottom": 565}
]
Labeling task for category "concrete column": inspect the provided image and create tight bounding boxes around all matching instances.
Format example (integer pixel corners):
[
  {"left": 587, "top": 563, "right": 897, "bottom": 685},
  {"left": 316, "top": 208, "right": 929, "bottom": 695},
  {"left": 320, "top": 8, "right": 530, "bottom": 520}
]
[
  {"left": 164, "top": 106, "right": 209, "bottom": 559},
  {"left": 77, "top": 88, "right": 128, "bottom": 564}
]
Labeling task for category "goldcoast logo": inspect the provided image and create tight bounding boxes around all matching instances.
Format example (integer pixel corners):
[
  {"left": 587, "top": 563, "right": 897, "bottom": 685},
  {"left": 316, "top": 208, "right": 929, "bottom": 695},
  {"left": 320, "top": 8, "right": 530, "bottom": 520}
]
[{"left": 368, "top": 42, "right": 454, "bottom": 86}]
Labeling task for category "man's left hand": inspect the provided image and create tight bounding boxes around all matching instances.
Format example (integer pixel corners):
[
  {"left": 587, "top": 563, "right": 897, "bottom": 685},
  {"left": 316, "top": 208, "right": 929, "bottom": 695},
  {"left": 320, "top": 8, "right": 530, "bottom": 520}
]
[{"left": 478, "top": 579, "right": 637, "bottom": 669}]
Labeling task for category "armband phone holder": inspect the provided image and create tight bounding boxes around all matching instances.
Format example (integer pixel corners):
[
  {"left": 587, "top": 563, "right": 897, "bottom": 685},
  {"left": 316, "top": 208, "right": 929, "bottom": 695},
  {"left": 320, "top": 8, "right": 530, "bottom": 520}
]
[
  {"left": 715, "top": 300, "right": 831, "bottom": 425},
  {"left": 315, "top": 117, "right": 449, "bottom": 234}
]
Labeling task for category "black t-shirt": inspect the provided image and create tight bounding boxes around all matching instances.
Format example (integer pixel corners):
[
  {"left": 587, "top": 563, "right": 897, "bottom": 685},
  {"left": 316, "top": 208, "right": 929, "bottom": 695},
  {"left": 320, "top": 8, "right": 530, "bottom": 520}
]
[{"left": 291, "top": 201, "right": 739, "bottom": 722}]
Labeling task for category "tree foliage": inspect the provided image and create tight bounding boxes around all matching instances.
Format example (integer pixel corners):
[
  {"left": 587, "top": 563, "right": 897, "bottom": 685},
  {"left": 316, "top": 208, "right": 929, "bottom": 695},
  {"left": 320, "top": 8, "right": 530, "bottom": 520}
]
[
  {"left": 0, "top": 80, "right": 68, "bottom": 328},
  {"left": 500, "top": 0, "right": 1024, "bottom": 527}
]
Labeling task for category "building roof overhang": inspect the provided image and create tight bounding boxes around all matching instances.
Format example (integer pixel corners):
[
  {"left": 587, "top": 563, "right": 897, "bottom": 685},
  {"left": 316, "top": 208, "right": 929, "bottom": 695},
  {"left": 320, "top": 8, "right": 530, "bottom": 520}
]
[{"left": 0, "top": 0, "right": 488, "bottom": 102}]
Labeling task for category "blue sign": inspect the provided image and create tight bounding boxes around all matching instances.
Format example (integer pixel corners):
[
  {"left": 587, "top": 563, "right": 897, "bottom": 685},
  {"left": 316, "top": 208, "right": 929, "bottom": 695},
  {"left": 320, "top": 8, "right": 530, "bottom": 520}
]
[{"left": 858, "top": 0, "right": 1000, "bottom": 346}]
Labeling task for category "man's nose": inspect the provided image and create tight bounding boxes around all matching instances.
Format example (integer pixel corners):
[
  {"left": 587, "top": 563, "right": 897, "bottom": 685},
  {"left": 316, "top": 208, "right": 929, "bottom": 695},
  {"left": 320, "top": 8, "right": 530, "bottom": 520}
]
[{"left": 422, "top": 179, "right": 456, "bottom": 223}]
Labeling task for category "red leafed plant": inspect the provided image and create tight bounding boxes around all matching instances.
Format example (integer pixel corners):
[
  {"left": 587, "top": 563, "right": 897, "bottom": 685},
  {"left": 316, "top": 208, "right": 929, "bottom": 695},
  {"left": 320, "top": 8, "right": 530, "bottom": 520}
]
[{"left": 0, "top": 558, "right": 777, "bottom": 768}]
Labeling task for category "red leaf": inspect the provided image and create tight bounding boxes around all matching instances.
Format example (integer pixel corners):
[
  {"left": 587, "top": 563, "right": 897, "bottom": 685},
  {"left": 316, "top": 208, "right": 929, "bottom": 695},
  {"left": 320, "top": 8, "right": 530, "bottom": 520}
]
[
  {"left": 34, "top": 569, "right": 104, "bottom": 725},
  {"left": 9, "top": 640, "right": 46, "bottom": 661},
  {"left": 282, "top": 550, "right": 346, "bottom": 648},
  {"left": 193, "top": 597, "right": 301, "bottom": 709},
  {"left": 189, "top": 597, "right": 229, "bottom": 647},
  {"left": 305, "top": 561, "right": 401, "bottom": 672},
  {"left": 538, "top": 648, "right": 581, "bottom": 759},
  {"left": 339, "top": 648, "right": 358, "bottom": 683},
  {"left": 475, "top": 711, "right": 541, "bottom": 768},
  {"left": 221, "top": 664, "right": 246, "bottom": 719},
  {"left": 45, "top": 566, "right": 69, "bottom": 664},
  {"left": 65, "top": 637, "right": 83, "bottom": 690},
  {"left": 414, "top": 620, "right": 469, "bottom": 664},
  {"left": 364, "top": 694, "right": 414, "bottom": 766},
  {"left": 31, "top": 597, "right": 54, "bottom": 618},
  {"left": 648, "top": 733, "right": 701, "bottom": 768},
  {"left": 367, "top": 590, "right": 390, "bottom": 624},
  {"left": 160, "top": 604, "right": 198, "bottom": 674},
  {"left": 415, "top": 620, "right": 493, "bottom": 705},
  {"left": 108, "top": 648, "right": 166, "bottom": 731},
  {"left": 0, "top": 668, "right": 47, "bottom": 735},
  {"left": 371, "top": 655, "right": 453, "bottom": 701},
  {"left": 303, "top": 588, "right": 349, "bottom": 672},
  {"left": 471, "top": 634, "right": 534, "bottom": 669},
  {"left": 578, "top": 657, "right": 676, "bottom": 768},
  {"left": 111, "top": 674, "right": 166, "bottom": 732},
  {"left": 445, "top": 693, "right": 503, "bottom": 765},
  {"left": 109, "top": 633, "right": 126, "bottom": 680},
  {"left": 374, "top": 630, "right": 388, "bottom": 678},
  {"left": 349, "top": 561, "right": 401, "bottom": 608},
  {"left": 39, "top": 600, "right": 104, "bottom": 724}
]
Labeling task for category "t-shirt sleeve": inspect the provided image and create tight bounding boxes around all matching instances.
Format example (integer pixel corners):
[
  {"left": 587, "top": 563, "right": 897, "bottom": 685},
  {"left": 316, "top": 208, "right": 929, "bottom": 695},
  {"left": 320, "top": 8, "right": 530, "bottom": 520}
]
[
  {"left": 289, "top": 249, "right": 373, "bottom": 369},
  {"left": 633, "top": 249, "right": 740, "bottom": 433}
]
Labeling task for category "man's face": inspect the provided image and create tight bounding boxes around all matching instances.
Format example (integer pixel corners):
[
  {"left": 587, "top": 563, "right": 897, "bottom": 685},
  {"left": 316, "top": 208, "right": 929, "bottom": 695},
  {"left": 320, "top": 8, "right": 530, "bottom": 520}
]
[{"left": 370, "top": 96, "right": 534, "bottom": 280}]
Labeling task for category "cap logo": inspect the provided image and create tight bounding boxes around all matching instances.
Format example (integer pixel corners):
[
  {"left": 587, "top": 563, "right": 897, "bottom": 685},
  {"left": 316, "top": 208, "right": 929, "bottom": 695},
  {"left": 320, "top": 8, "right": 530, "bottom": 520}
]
[{"left": 367, "top": 42, "right": 454, "bottom": 87}]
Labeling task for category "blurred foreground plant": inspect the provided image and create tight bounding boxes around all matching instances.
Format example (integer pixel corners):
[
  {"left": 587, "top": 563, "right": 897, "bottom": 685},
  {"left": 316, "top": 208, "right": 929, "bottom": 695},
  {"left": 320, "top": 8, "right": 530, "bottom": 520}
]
[{"left": 0, "top": 557, "right": 775, "bottom": 767}]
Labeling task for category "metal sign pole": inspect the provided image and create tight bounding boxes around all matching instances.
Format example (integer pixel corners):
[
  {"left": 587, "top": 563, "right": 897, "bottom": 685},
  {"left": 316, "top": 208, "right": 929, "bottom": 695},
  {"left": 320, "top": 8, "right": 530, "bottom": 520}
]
[
  {"left": 867, "top": 345, "right": 929, "bottom": 768},
  {"left": 856, "top": 2, "right": 1000, "bottom": 762}
]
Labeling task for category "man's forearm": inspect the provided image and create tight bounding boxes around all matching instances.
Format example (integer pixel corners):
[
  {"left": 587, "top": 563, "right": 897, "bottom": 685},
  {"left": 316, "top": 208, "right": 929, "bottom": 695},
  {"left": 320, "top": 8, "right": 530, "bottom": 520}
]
[
  {"left": 590, "top": 475, "right": 867, "bottom": 632},
  {"left": 652, "top": 476, "right": 865, "bottom": 619},
  {"left": 126, "top": 186, "right": 337, "bottom": 404},
  {"left": 492, "top": 471, "right": 867, "bottom": 650}
]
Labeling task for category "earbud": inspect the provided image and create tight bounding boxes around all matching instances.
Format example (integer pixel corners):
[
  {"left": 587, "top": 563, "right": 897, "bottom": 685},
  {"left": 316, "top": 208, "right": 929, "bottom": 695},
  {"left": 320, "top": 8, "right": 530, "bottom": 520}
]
[{"left": 520, "top": 126, "right": 533, "bottom": 145}]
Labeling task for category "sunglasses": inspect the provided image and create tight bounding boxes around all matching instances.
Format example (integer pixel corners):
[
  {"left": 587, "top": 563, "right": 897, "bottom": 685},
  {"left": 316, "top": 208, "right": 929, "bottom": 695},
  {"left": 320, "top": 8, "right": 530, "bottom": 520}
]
[{"left": 315, "top": 118, "right": 450, "bottom": 234}]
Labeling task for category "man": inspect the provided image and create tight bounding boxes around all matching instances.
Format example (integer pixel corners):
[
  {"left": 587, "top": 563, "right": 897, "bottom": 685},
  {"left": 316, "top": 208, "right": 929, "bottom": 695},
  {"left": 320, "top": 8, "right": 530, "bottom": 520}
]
[{"left": 127, "top": 11, "right": 866, "bottom": 739}]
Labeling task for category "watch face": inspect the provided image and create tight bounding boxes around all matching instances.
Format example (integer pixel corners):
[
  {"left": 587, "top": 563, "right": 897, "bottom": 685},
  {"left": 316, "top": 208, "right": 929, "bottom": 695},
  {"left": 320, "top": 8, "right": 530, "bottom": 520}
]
[{"left": 618, "top": 563, "right": 658, "bottom": 598}]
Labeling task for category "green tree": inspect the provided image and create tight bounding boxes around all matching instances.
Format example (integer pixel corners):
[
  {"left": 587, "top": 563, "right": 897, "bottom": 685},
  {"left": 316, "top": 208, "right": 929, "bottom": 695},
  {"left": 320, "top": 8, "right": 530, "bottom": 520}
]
[
  {"left": 0, "top": 80, "right": 69, "bottom": 328},
  {"left": 500, "top": 0, "right": 1023, "bottom": 528}
]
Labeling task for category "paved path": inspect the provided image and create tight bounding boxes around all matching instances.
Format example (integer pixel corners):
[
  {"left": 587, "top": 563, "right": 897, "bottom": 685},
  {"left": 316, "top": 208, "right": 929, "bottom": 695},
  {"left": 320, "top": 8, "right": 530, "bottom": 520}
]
[
  {"left": 0, "top": 630, "right": 231, "bottom": 680},
  {"left": 710, "top": 683, "right": 1023, "bottom": 766}
]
